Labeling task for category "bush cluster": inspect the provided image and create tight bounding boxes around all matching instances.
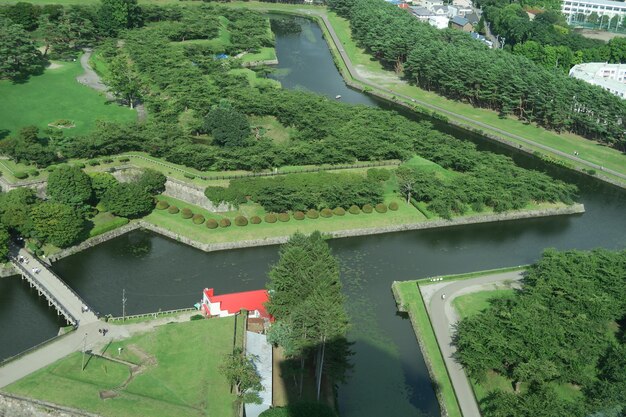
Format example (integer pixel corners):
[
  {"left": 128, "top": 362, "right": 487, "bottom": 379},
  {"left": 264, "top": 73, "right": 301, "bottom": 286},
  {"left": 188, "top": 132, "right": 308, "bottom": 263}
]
[
  {"left": 375, "top": 203, "right": 388, "bottom": 213},
  {"left": 181, "top": 207, "right": 193, "bottom": 219},
  {"left": 235, "top": 215, "right": 248, "bottom": 226},
  {"left": 156, "top": 200, "right": 170, "bottom": 210},
  {"left": 333, "top": 207, "right": 345, "bottom": 216},
  {"left": 349, "top": 205, "right": 360, "bottom": 214},
  {"left": 362, "top": 204, "right": 373, "bottom": 213},
  {"left": 168, "top": 205, "right": 179, "bottom": 214},
  {"left": 265, "top": 213, "right": 277, "bottom": 223},
  {"left": 219, "top": 218, "right": 231, "bottom": 227},
  {"left": 293, "top": 211, "right": 305, "bottom": 220},
  {"left": 192, "top": 214, "right": 205, "bottom": 224},
  {"left": 320, "top": 208, "right": 333, "bottom": 218},
  {"left": 278, "top": 213, "right": 290, "bottom": 222},
  {"left": 389, "top": 201, "right": 399, "bottom": 211},
  {"left": 250, "top": 215, "right": 262, "bottom": 224},
  {"left": 14, "top": 171, "right": 28, "bottom": 180},
  {"left": 206, "top": 218, "right": 218, "bottom": 229},
  {"left": 306, "top": 209, "right": 319, "bottom": 219},
  {"left": 88, "top": 160, "right": 100, "bottom": 166}
]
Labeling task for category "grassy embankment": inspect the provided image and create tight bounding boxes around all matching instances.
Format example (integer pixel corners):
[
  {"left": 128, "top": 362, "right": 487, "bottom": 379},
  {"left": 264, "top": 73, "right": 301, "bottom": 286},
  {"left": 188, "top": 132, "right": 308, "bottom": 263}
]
[
  {"left": 0, "top": 58, "right": 136, "bottom": 138},
  {"left": 5, "top": 317, "right": 242, "bottom": 417}
]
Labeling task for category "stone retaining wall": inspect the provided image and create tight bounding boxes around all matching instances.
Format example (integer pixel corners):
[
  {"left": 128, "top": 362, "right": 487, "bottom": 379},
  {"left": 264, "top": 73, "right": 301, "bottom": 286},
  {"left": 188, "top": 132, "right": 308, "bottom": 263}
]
[
  {"left": 0, "top": 177, "right": 47, "bottom": 198},
  {"left": 0, "top": 392, "right": 101, "bottom": 417},
  {"left": 163, "top": 178, "right": 231, "bottom": 212}
]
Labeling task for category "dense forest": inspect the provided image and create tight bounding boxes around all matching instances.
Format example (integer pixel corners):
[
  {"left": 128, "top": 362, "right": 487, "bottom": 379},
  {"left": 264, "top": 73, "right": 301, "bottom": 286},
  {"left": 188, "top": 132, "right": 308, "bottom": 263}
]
[
  {"left": 328, "top": 0, "right": 626, "bottom": 150},
  {"left": 475, "top": 0, "right": 626, "bottom": 72},
  {"left": 455, "top": 249, "right": 626, "bottom": 417}
]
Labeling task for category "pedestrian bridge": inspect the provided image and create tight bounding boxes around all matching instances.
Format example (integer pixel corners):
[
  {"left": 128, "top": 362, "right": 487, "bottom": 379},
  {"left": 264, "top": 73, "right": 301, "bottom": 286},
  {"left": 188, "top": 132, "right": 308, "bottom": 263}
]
[{"left": 10, "top": 246, "right": 99, "bottom": 327}]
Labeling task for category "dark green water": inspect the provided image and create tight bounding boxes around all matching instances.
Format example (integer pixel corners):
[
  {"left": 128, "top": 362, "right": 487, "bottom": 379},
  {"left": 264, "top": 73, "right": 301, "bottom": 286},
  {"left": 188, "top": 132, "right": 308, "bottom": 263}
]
[{"left": 2, "top": 16, "right": 626, "bottom": 417}]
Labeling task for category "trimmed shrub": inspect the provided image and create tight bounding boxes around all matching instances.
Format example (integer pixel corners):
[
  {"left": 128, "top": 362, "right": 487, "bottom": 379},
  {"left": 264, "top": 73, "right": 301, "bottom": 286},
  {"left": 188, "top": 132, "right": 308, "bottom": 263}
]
[
  {"left": 293, "top": 211, "right": 305, "bottom": 220},
  {"left": 13, "top": 171, "right": 28, "bottom": 179},
  {"left": 87, "top": 160, "right": 100, "bottom": 166},
  {"left": 28, "top": 169, "right": 39, "bottom": 177},
  {"left": 362, "top": 204, "right": 373, "bottom": 213},
  {"left": 278, "top": 213, "right": 290, "bottom": 222},
  {"left": 167, "top": 205, "right": 179, "bottom": 214},
  {"left": 206, "top": 218, "right": 218, "bottom": 229},
  {"left": 219, "top": 218, "right": 231, "bottom": 227},
  {"left": 306, "top": 209, "right": 319, "bottom": 219},
  {"left": 389, "top": 201, "right": 399, "bottom": 211},
  {"left": 320, "top": 208, "right": 333, "bottom": 218},
  {"left": 73, "top": 163, "right": 86, "bottom": 169},
  {"left": 156, "top": 200, "right": 170, "bottom": 210},
  {"left": 349, "top": 205, "right": 360, "bottom": 214},
  {"left": 192, "top": 214, "right": 205, "bottom": 224},
  {"left": 265, "top": 213, "right": 277, "bottom": 223},
  {"left": 102, "top": 158, "right": 114, "bottom": 164},
  {"left": 118, "top": 157, "right": 130, "bottom": 163},
  {"left": 333, "top": 207, "right": 346, "bottom": 216},
  {"left": 375, "top": 203, "right": 388, "bottom": 213},
  {"left": 235, "top": 215, "right": 248, "bottom": 226},
  {"left": 250, "top": 215, "right": 262, "bottom": 224},
  {"left": 181, "top": 208, "right": 193, "bottom": 219},
  {"left": 46, "top": 166, "right": 57, "bottom": 172},
  {"left": 190, "top": 314, "right": 204, "bottom": 321},
  {"left": 184, "top": 173, "right": 196, "bottom": 180}
]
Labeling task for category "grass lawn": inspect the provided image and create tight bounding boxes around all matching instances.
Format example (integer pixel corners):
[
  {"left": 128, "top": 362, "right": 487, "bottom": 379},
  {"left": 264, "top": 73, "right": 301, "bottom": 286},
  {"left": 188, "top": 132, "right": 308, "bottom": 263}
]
[
  {"left": 6, "top": 318, "right": 240, "bottom": 417},
  {"left": 0, "top": 58, "right": 136, "bottom": 137},
  {"left": 88, "top": 212, "right": 129, "bottom": 238},
  {"left": 452, "top": 289, "right": 515, "bottom": 319},
  {"left": 393, "top": 281, "right": 462, "bottom": 417},
  {"left": 228, "top": 68, "right": 281, "bottom": 89},
  {"left": 241, "top": 47, "right": 278, "bottom": 63},
  {"left": 249, "top": 115, "right": 295, "bottom": 144}
]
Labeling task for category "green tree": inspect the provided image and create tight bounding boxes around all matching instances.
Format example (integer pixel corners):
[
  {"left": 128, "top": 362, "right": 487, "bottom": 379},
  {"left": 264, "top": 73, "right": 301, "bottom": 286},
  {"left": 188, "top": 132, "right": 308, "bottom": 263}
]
[
  {"left": 104, "top": 52, "right": 144, "bottom": 109},
  {"left": 219, "top": 347, "right": 263, "bottom": 404},
  {"left": 0, "top": 226, "right": 10, "bottom": 262},
  {"left": 0, "top": 187, "right": 38, "bottom": 235},
  {"left": 136, "top": 168, "right": 166, "bottom": 195},
  {"left": 31, "top": 202, "right": 85, "bottom": 247},
  {"left": 102, "top": 182, "right": 153, "bottom": 217},
  {"left": 90, "top": 172, "right": 118, "bottom": 201},
  {"left": 395, "top": 166, "right": 418, "bottom": 203},
  {"left": 97, "top": 0, "right": 141, "bottom": 37},
  {"left": 0, "top": 17, "right": 45, "bottom": 81},
  {"left": 47, "top": 165, "right": 93, "bottom": 209},
  {"left": 4, "top": 2, "right": 40, "bottom": 31},
  {"left": 204, "top": 106, "right": 251, "bottom": 147}
]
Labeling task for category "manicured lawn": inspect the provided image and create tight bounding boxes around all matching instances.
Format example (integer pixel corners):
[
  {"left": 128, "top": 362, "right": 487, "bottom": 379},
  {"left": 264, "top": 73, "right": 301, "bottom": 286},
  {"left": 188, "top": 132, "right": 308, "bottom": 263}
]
[
  {"left": 0, "top": 59, "right": 136, "bottom": 137},
  {"left": 393, "top": 281, "right": 462, "bottom": 417},
  {"left": 6, "top": 318, "right": 239, "bottom": 417},
  {"left": 88, "top": 212, "right": 129, "bottom": 238},
  {"left": 452, "top": 289, "right": 515, "bottom": 319},
  {"left": 241, "top": 47, "right": 277, "bottom": 63},
  {"left": 145, "top": 193, "right": 424, "bottom": 245}
]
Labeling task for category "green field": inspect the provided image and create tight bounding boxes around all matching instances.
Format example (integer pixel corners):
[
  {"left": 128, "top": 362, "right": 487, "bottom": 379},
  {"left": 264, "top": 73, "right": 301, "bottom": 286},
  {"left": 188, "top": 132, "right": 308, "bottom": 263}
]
[
  {"left": 0, "top": 59, "right": 136, "bottom": 137},
  {"left": 393, "top": 281, "right": 462, "bottom": 417},
  {"left": 6, "top": 318, "right": 240, "bottom": 417}
]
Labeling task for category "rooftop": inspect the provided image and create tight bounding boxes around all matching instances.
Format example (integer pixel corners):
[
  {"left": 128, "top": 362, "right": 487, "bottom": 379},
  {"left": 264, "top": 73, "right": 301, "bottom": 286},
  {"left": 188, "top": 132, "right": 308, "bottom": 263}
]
[
  {"left": 203, "top": 288, "right": 271, "bottom": 318},
  {"left": 451, "top": 16, "right": 470, "bottom": 26},
  {"left": 562, "top": 0, "right": 626, "bottom": 7}
]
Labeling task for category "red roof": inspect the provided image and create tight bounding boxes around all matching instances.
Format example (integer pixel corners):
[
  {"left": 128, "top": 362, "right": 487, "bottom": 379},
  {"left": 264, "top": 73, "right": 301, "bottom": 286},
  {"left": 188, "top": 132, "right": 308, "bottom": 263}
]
[{"left": 203, "top": 288, "right": 271, "bottom": 318}]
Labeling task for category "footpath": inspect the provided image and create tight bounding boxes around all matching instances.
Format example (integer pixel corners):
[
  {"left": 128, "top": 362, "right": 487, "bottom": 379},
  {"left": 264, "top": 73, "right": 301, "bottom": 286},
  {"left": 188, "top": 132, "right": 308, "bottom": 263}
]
[{"left": 421, "top": 271, "right": 525, "bottom": 417}]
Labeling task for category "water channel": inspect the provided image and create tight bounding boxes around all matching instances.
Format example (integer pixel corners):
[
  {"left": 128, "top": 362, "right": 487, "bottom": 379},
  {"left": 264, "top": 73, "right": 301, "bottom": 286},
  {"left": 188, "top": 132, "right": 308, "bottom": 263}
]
[{"left": 1, "top": 16, "right": 626, "bottom": 417}]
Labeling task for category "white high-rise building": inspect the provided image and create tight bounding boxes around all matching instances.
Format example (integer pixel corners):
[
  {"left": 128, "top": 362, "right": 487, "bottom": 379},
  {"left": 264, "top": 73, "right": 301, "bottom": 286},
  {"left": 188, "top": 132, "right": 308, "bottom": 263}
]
[{"left": 561, "top": 0, "right": 626, "bottom": 25}]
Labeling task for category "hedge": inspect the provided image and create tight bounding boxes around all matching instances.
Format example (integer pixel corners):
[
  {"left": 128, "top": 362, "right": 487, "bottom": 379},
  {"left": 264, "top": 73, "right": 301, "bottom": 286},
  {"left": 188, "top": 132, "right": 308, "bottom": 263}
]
[
  {"left": 235, "top": 215, "right": 248, "bottom": 226},
  {"left": 362, "top": 204, "right": 373, "bottom": 213},
  {"left": 181, "top": 208, "right": 193, "bottom": 219},
  {"left": 88, "top": 160, "right": 100, "bottom": 166},
  {"left": 119, "top": 157, "right": 130, "bottom": 163},
  {"left": 102, "top": 158, "right": 114, "bottom": 164},
  {"left": 167, "top": 205, "right": 179, "bottom": 214},
  {"left": 306, "top": 209, "right": 319, "bottom": 219},
  {"left": 293, "top": 211, "right": 305, "bottom": 220},
  {"left": 278, "top": 213, "right": 290, "bottom": 222},
  {"left": 192, "top": 214, "right": 205, "bottom": 224},
  {"left": 13, "top": 171, "right": 28, "bottom": 179},
  {"left": 46, "top": 166, "right": 57, "bottom": 172},
  {"left": 184, "top": 173, "right": 196, "bottom": 179},
  {"left": 265, "top": 213, "right": 277, "bottom": 223},
  {"left": 250, "top": 215, "right": 262, "bottom": 224},
  {"left": 74, "top": 163, "right": 86, "bottom": 169},
  {"left": 28, "top": 169, "right": 39, "bottom": 177},
  {"left": 349, "top": 205, "right": 360, "bottom": 214},
  {"left": 333, "top": 207, "right": 346, "bottom": 216},
  {"left": 156, "top": 200, "right": 170, "bottom": 210},
  {"left": 206, "top": 218, "right": 218, "bottom": 229},
  {"left": 219, "top": 218, "right": 231, "bottom": 227},
  {"left": 375, "top": 203, "right": 388, "bottom": 213},
  {"left": 389, "top": 201, "right": 399, "bottom": 211}
]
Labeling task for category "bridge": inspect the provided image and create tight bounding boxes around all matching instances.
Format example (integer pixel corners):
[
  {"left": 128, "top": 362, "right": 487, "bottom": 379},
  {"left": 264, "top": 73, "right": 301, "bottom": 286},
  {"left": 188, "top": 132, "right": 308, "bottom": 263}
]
[{"left": 10, "top": 246, "right": 99, "bottom": 327}]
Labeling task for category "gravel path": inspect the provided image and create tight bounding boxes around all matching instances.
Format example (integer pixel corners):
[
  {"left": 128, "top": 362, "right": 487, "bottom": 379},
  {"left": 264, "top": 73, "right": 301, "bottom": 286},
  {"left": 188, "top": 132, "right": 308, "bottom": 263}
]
[{"left": 422, "top": 271, "right": 524, "bottom": 417}]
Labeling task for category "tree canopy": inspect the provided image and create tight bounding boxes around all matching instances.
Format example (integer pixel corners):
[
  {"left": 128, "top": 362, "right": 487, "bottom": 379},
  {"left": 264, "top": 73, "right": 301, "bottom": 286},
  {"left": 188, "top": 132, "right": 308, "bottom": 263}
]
[
  {"left": 102, "top": 182, "right": 154, "bottom": 218},
  {"left": 47, "top": 165, "right": 93, "bottom": 209},
  {"left": 0, "top": 17, "right": 45, "bottom": 81},
  {"left": 30, "top": 201, "right": 85, "bottom": 248}
]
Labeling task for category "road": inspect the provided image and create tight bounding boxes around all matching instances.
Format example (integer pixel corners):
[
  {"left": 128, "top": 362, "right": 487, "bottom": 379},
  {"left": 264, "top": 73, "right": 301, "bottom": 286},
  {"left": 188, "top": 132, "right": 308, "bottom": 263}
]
[
  {"left": 422, "top": 271, "right": 524, "bottom": 417},
  {"left": 308, "top": 11, "right": 626, "bottom": 184}
]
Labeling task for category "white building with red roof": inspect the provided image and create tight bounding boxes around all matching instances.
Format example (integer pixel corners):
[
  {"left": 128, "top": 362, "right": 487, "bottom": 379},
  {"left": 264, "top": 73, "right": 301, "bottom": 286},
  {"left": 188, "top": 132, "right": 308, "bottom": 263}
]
[{"left": 201, "top": 288, "right": 272, "bottom": 320}]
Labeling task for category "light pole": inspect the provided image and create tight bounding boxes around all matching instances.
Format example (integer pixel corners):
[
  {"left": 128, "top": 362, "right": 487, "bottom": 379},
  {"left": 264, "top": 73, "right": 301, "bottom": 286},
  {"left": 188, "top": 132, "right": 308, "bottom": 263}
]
[{"left": 81, "top": 332, "right": 87, "bottom": 371}]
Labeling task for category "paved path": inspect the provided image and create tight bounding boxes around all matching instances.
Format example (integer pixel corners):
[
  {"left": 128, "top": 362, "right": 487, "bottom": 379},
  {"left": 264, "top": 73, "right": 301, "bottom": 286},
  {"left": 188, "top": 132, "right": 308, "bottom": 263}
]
[
  {"left": 76, "top": 49, "right": 146, "bottom": 122},
  {"left": 0, "top": 312, "right": 195, "bottom": 389},
  {"left": 307, "top": 11, "right": 626, "bottom": 184},
  {"left": 422, "top": 271, "right": 524, "bottom": 417},
  {"left": 10, "top": 246, "right": 99, "bottom": 327}
]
